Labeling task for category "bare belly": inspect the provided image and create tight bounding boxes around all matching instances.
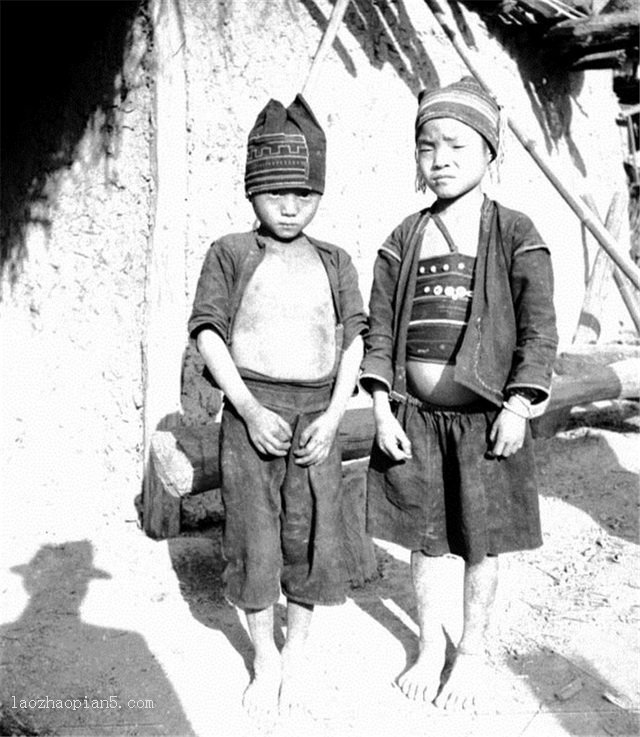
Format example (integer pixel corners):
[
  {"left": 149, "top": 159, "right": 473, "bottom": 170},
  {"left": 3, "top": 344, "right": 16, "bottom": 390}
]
[{"left": 406, "top": 360, "right": 480, "bottom": 406}]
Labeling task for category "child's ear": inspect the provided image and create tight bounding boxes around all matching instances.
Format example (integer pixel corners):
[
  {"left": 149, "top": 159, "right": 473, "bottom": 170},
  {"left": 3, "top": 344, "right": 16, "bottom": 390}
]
[{"left": 483, "top": 140, "right": 493, "bottom": 164}]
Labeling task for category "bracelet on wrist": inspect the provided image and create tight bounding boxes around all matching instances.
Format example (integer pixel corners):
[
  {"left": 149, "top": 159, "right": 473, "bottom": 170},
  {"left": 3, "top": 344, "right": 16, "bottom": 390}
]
[
  {"left": 502, "top": 400, "right": 529, "bottom": 419},
  {"left": 509, "top": 393, "right": 532, "bottom": 412}
]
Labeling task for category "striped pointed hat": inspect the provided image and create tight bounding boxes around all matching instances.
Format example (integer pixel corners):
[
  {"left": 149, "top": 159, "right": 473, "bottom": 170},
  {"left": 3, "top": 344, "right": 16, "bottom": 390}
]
[
  {"left": 415, "top": 76, "right": 500, "bottom": 159},
  {"left": 244, "top": 94, "right": 326, "bottom": 197}
]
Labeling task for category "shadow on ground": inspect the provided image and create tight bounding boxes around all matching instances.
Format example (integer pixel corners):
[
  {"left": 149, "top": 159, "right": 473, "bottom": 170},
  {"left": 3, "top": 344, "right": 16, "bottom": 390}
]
[
  {"left": 0, "top": 540, "right": 194, "bottom": 736},
  {"left": 167, "top": 531, "right": 255, "bottom": 676}
]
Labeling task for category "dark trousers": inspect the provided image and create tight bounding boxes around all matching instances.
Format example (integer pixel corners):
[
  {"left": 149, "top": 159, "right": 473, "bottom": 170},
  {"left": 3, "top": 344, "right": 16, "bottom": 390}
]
[{"left": 220, "top": 377, "right": 348, "bottom": 609}]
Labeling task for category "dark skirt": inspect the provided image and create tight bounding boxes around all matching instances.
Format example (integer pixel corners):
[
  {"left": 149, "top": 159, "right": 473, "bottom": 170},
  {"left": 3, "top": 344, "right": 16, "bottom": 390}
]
[{"left": 366, "top": 399, "right": 542, "bottom": 564}]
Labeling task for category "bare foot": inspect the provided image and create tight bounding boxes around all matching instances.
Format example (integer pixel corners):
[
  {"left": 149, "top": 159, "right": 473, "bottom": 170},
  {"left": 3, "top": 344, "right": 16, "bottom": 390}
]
[
  {"left": 243, "top": 654, "right": 281, "bottom": 723},
  {"left": 433, "top": 650, "right": 493, "bottom": 712},
  {"left": 395, "top": 635, "right": 447, "bottom": 703},
  {"left": 278, "top": 646, "right": 311, "bottom": 717}
]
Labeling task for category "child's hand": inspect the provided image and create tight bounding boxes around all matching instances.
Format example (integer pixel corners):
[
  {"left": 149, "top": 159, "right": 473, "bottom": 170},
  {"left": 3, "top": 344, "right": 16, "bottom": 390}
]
[
  {"left": 375, "top": 415, "right": 412, "bottom": 462},
  {"left": 243, "top": 404, "right": 292, "bottom": 456},
  {"left": 489, "top": 409, "right": 526, "bottom": 457},
  {"left": 293, "top": 412, "right": 340, "bottom": 467}
]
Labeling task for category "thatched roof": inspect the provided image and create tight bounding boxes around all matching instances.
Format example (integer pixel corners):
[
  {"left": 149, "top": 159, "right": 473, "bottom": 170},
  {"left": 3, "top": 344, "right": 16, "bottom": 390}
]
[{"left": 459, "top": 0, "right": 639, "bottom": 70}]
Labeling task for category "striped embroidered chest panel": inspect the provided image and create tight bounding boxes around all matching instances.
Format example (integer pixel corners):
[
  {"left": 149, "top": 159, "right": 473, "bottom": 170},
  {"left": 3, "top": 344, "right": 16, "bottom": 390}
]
[{"left": 406, "top": 253, "right": 476, "bottom": 365}]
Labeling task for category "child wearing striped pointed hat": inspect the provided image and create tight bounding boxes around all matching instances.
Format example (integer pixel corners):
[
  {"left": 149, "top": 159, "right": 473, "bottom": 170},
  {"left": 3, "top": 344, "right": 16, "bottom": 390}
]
[
  {"left": 361, "top": 76, "right": 558, "bottom": 711},
  {"left": 189, "top": 94, "right": 366, "bottom": 721}
]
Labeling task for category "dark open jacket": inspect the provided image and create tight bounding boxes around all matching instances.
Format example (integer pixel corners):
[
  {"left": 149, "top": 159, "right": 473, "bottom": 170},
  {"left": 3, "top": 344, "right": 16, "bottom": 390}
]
[
  {"left": 188, "top": 228, "right": 367, "bottom": 366},
  {"left": 360, "top": 197, "right": 559, "bottom": 411}
]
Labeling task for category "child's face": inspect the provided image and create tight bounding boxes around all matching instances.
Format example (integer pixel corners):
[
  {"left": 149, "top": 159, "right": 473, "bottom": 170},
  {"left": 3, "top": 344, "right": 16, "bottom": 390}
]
[
  {"left": 416, "top": 118, "right": 491, "bottom": 200},
  {"left": 252, "top": 189, "right": 321, "bottom": 241}
]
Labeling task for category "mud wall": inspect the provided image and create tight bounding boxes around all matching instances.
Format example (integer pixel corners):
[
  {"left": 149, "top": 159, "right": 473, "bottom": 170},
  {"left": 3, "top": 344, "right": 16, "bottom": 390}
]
[{"left": 0, "top": 1, "right": 151, "bottom": 521}]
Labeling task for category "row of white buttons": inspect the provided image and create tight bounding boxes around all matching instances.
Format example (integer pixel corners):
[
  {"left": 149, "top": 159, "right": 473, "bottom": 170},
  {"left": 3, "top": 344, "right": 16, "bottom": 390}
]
[
  {"left": 423, "top": 285, "right": 472, "bottom": 299},
  {"left": 419, "top": 262, "right": 468, "bottom": 274}
]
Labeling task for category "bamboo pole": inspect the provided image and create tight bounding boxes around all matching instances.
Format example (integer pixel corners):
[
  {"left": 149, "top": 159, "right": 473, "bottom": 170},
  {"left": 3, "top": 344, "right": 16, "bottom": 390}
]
[
  {"left": 574, "top": 192, "right": 640, "bottom": 340},
  {"left": 301, "top": 0, "right": 352, "bottom": 97},
  {"left": 573, "top": 193, "right": 625, "bottom": 343},
  {"left": 423, "top": 0, "right": 640, "bottom": 292}
]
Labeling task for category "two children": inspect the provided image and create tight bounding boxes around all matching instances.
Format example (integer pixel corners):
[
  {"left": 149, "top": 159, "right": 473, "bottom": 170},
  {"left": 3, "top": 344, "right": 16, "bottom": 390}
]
[
  {"left": 189, "top": 77, "right": 558, "bottom": 719},
  {"left": 188, "top": 95, "right": 366, "bottom": 720},
  {"left": 361, "top": 76, "right": 558, "bottom": 711}
]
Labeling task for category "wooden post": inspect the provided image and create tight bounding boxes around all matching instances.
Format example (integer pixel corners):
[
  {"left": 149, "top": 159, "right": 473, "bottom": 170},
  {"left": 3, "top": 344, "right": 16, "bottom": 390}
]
[
  {"left": 572, "top": 193, "right": 625, "bottom": 344},
  {"left": 301, "top": 0, "right": 351, "bottom": 97},
  {"left": 142, "top": 0, "right": 188, "bottom": 533},
  {"left": 573, "top": 192, "right": 640, "bottom": 342}
]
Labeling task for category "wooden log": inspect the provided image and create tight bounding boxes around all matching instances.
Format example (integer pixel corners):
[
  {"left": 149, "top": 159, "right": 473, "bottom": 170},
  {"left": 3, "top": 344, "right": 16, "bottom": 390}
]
[
  {"left": 339, "top": 407, "right": 376, "bottom": 461},
  {"left": 146, "top": 409, "right": 375, "bottom": 506},
  {"left": 519, "top": 0, "right": 587, "bottom": 21},
  {"left": 547, "top": 358, "right": 640, "bottom": 411},
  {"left": 555, "top": 345, "right": 640, "bottom": 368},
  {"left": 159, "top": 423, "right": 221, "bottom": 496},
  {"left": 142, "top": 425, "right": 220, "bottom": 538},
  {"left": 532, "top": 356, "right": 640, "bottom": 437},
  {"left": 570, "top": 50, "right": 627, "bottom": 70},
  {"left": 145, "top": 438, "right": 183, "bottom": 540},
  {"left": 145, "top": 427, "right": 377, "bottom": 583},
  {"left": 182, "top": 487, "right": 224, "bottom": 529},
  {"left": 142, "top": 409, "right": 378, "bottom": 539},
  {"left": 339, "top": 457, "right": 377, "bottom": 584},
  {"left": 543, "top": 10, "right": 639, "bottom": 49}
]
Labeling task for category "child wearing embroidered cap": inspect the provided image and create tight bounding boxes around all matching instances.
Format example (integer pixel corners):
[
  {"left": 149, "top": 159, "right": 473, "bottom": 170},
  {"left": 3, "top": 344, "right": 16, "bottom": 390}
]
[
  {"left": 188, "top": 94, "right": 366, "bottom": 721},
  {"left": 361, "top": 76, "right": 558, "bottom": 711}
]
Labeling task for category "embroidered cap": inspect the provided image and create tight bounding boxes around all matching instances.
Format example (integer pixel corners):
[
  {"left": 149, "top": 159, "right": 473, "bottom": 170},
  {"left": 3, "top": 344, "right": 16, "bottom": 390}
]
[
  {"left": 244, "top": 94, "right": 326, "bottom": 197},
  {"left": 415, "top": 76, "right": 500, "bottom": 159}
]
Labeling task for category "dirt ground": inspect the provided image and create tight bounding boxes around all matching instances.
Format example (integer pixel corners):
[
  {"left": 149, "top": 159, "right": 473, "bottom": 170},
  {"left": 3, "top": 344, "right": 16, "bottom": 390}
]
[{"left": 0, "top": 400, "right": 638, "bottom": 737}]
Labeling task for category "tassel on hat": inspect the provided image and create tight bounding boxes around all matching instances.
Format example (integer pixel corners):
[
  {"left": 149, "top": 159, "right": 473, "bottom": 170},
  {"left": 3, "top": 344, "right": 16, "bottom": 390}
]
[{"left": 244, "top": 94, "right": 326, "bottom": 197}]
